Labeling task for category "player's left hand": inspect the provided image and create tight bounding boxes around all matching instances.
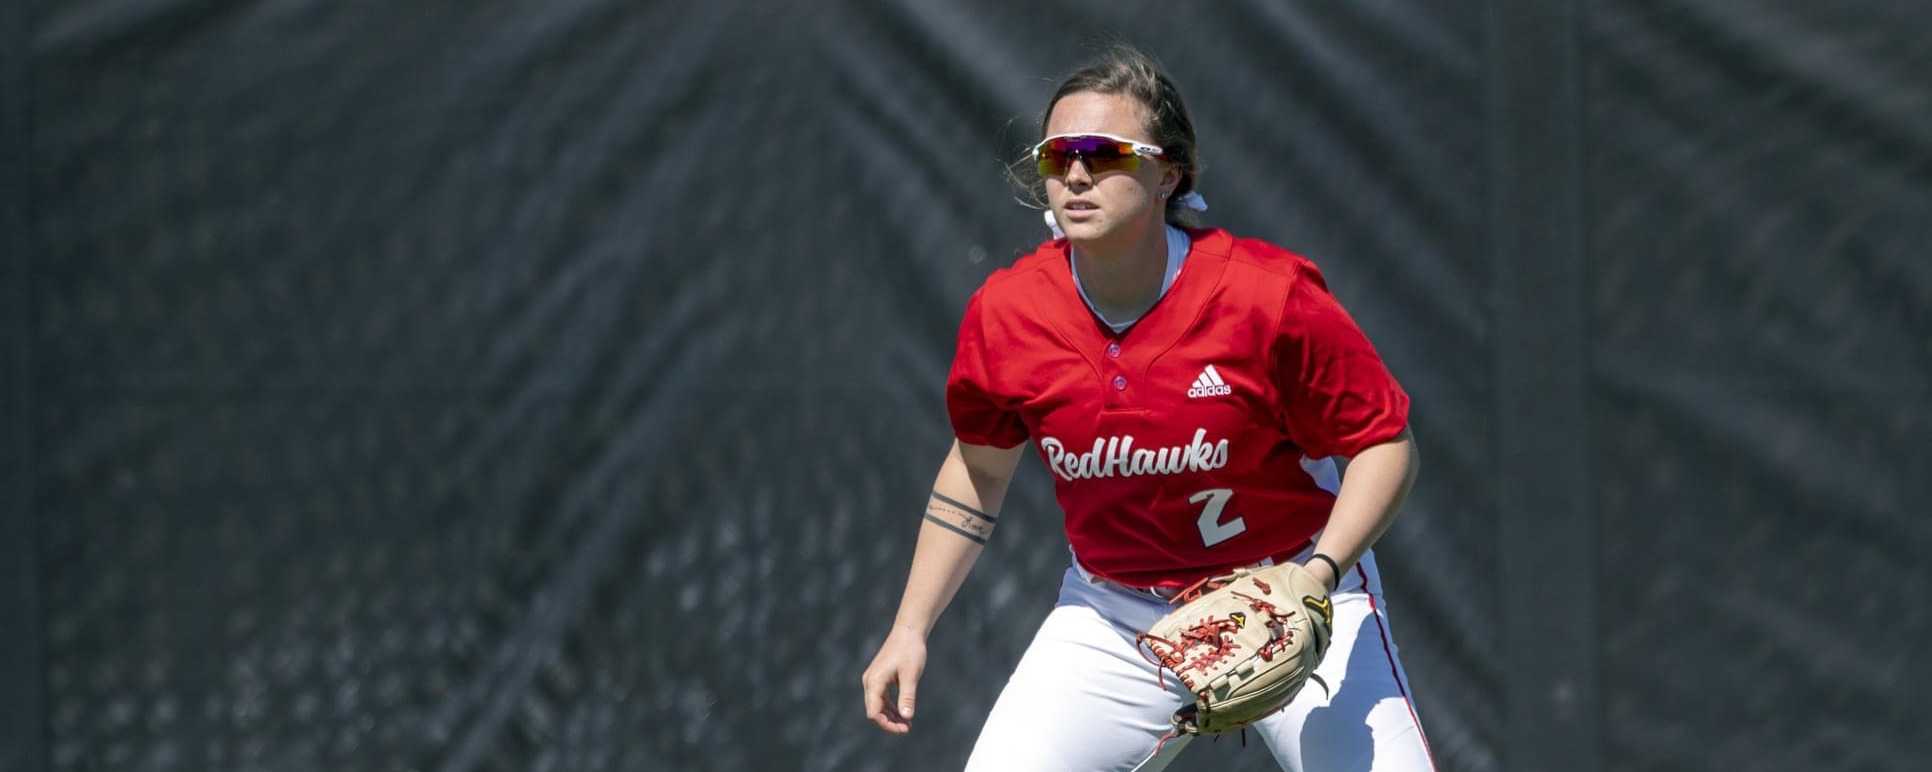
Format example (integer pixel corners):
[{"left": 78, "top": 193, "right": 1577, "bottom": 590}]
[{"left": 1138, "top": 562, "right": 1335, "bottom": 735}]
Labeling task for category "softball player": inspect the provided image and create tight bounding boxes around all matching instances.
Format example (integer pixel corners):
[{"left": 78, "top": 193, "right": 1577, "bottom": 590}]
[{"left": 860, "top": 45, "right": 1437, "bottom": 771}]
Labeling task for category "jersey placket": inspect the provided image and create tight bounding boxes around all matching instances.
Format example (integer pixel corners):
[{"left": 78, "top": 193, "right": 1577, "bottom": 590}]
[
  {"left": 1098, "top": 260, "right": 1229, "bottom": 413},
  {"left": 1033, "top": 232, "right": 1231, "bottom": 416},
  {"left": 1103, "top": 339, "right": 1129, "bottom": 409}
]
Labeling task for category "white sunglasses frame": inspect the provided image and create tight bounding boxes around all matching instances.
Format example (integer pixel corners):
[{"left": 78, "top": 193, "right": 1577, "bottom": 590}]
[{"left": 1031, "top": 132, "right": 1166, "bottom": 168}]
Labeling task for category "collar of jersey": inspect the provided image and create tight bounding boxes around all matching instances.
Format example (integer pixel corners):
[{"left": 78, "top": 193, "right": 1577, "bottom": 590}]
[
  {"left": 1031, "top": 228, "right": 1234, "bottom": 388},
  {"left": 1068, "top": 225, "right": 1191, "bottom": 333}
]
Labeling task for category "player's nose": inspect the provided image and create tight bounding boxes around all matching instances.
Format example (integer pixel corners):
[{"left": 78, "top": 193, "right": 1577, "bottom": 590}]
[{"left": 1064, "top": 155, "right": 1094, "bottom": 188}]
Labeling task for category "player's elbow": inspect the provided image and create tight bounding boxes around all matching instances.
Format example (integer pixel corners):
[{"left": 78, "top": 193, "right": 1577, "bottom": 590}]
[{"left": 1397, "top": 426, "right": 1418, "bottom": 473}]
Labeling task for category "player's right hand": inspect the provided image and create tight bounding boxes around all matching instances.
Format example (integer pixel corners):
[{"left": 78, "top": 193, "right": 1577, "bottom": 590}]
[{"left": 861, "top": 624, "right": 927, "bottom": 735}]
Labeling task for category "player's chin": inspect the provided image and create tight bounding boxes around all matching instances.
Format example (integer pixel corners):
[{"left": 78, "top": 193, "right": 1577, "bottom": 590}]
[{"left": 1057, "top": 216, "right": 1111, "bottom": 242}]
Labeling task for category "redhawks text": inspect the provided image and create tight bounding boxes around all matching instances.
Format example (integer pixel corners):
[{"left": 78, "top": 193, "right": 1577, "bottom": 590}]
[{"left": 1038, "top": 428, "right": 1231, "bottom": 482}]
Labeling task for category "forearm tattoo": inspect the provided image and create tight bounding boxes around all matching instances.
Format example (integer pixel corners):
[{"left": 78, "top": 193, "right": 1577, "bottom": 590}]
[{"left": 924, "top": 491, "right": 998, "bottom": 545}]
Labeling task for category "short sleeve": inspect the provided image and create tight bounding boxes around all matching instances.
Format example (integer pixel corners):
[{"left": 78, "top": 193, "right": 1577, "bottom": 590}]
[
  {"left": 1273, "top": 262, "right": 1410, "bottom": 458},
  {"left": 946, "top": 288, "right": 1030, "bottom": 448}
]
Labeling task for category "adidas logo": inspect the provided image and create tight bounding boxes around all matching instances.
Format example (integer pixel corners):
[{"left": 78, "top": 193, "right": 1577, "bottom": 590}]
[{"left": 1186, "top": 365, "right": 1233, "bottom": 398}]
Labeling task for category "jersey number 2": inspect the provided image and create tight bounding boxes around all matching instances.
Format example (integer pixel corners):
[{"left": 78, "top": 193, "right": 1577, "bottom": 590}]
[{"left": 1189, "top": 488, "right": 1246, "bottom": 547}]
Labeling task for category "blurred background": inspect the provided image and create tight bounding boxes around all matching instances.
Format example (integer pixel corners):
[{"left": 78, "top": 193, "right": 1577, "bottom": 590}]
[{"left": 2, "top": 1, "right": 1928, "bottom": 770}]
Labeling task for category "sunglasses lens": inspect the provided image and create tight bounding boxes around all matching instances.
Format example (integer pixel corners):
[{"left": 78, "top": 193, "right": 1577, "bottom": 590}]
[
  {"left": 1036, "top": 136, "right": 1141, "bottom": 177},
  {"left": 1036, "top": 151, "right": 1067, "bottom": 178}
]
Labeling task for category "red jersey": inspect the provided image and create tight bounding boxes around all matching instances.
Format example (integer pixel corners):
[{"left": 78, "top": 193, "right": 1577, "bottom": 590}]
[{"left": 946, "top": 228, "right": 1410, "bottom": 589}]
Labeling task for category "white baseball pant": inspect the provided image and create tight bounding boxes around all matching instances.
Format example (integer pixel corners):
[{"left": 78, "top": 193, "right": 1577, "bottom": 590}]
[{"left": 962, "top": 549, "right": 1437, "bottom": 771}]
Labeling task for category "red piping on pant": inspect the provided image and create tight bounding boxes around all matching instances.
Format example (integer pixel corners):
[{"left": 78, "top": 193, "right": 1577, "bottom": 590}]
[{"left": 1357, "top": 563, "right": 1440, "bottom": 771}]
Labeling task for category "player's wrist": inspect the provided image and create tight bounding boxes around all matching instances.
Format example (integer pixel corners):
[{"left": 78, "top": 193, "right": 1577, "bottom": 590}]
[
  {"left": 890, "top": 620, "right": 930, "bottom": 640},
  {"left": 1306, "top": 552, "right": 1342, "bottom": 592}
]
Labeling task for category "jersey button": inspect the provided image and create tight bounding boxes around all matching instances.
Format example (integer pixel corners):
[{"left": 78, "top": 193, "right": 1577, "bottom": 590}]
[
  {"left": 1112, "top": 375, "right": 1128, "bottom": 391},
  {"left": 1106, "top": 342, "right": 1122, "bottom": 358}
]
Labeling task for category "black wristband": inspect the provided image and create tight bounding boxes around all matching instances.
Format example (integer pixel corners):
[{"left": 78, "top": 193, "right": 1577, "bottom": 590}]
[{"left": 1308, "top": 553, "right": 1343, "bottom": 591}]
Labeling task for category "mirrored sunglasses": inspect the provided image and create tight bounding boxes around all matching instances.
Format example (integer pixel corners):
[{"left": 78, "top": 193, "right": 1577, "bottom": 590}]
[{"left": 1033, "top": 133, "right": 1165, "bottom": 178}]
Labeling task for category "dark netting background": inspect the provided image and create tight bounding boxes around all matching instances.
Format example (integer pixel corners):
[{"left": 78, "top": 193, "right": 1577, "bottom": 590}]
[
  {"left": 6, "top": 0, "right": 1925, "bottom": 771},
  {"left": 1588, "top": 1, "right": 1932, "bottom": 770}
]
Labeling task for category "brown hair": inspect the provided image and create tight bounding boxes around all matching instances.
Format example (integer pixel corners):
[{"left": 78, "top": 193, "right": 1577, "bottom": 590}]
[{"left": 1015, "top": 44, "right": 1203, "bottom": 227}]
